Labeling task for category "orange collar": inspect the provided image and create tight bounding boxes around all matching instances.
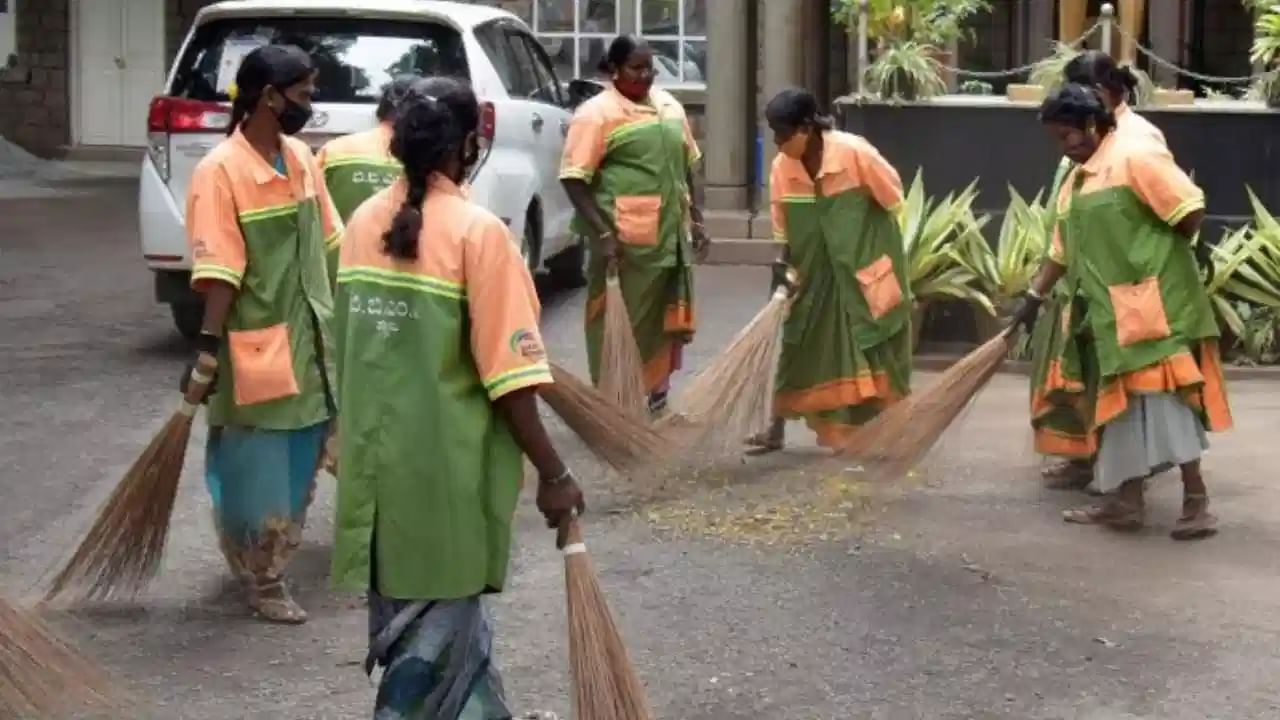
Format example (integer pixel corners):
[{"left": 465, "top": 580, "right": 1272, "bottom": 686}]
[{"left": 230, "top": 128, "right": 294, "bottom": 185}]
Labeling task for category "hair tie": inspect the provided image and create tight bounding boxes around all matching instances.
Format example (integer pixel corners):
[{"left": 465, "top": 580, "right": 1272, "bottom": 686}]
[{"left": 227, "top": 82, "right": 239, "bottom": 102}]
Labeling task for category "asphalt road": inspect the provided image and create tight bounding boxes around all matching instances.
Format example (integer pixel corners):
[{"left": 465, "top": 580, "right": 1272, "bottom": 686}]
[{"left": 3, "top": 177, "right": 1280, "bottom": 719}]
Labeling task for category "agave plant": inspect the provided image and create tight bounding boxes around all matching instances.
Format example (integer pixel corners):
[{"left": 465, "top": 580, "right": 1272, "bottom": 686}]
[
  {"left": 1217, "top": 189, "right": 1280, "bottom": 311},
  {"left": 963, "top": 187, "right": 1050, "bottom": 304},
  {"left": 898, "top": 171, "right": 995, "bottom": 320},
  {"left": 1250, "top": 4, "right": 1280, "bottom": 67},
  {"left": 865, "top": 41, "right": 948, "bottom": 101}
]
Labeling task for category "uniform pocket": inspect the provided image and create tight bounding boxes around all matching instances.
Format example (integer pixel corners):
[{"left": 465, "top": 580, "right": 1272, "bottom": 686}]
[
  {"left": 614, "top": 195, "right": 662, "bottom": 246},
  {"left": 228, "top": 323, "right": 300, "bottom": 407},
  {"left": 855, "top": 254, "right": 904, "bottom": 320},
  {"left": 1109, "top": 276, "right": 1171, "bottom": 347}
]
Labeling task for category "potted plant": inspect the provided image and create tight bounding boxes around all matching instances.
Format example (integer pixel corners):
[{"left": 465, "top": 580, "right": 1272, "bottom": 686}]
[
  {"left": 898, "top": 171, "right": 995, "bottom": 350},
  {"left": 1249, "top": 4, "right": 1280, "bottom": 107},
  {"left": 834, "top": 0, "right": 991, "bottom": 98},
  {"left": 865, "top": 41, "right": 948, "bottom": 100}
]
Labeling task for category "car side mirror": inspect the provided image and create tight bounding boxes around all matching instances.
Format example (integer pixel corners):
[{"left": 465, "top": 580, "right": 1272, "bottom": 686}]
[{"left": 566, "top": 78, "right": 605, "bottom": 109}]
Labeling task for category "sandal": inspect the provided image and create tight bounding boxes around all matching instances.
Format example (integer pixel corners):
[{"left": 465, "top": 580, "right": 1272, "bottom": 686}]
[
  {"left": 648, "top": 391, "right": 669, "bottom": 417},
  {"left": 1171, "top": 494, "right": 1218, "bottom": 541},
  {"left": 1042, "top": 460, "right": 1093, "bottom": 490},
  {"left": 744, "top": 431, "right": 783, "bottom": 457},
  {"left": 1063, "top": 499, "right": 1144, "bottom": 531},
  {"left": 249, "top": 579, "right": 308, "bottom": 625}
]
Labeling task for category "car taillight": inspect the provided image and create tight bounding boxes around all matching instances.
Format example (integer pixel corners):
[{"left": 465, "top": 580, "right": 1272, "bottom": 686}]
[
  {"left": 478, "top": 101, "right": 496, "bottom": 146},
  {"left": 146, "top": 96, "right": 230, "bottom": 183}
]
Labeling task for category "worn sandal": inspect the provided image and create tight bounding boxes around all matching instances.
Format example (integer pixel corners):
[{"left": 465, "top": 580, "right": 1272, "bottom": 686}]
[
  {"left": 249, "top": 580, "right": 308, "bottom": 625},
  {"left": 744, "top": 432, "right": 784, "bottom": 456},
  {"left": 1171, "top": 494, "right": 1218, "bottom": 541},
  {"left": 1063, "top": 500, "right": 1144, "bottom": 531}
]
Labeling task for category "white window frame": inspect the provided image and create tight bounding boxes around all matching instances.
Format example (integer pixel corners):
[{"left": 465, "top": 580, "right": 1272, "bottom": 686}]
[
  {"left": 635, "top": 0, "right": 706, "bottom": 89},
  {"left": 528, "top": 1, "right": 617, "bottom": 81}
]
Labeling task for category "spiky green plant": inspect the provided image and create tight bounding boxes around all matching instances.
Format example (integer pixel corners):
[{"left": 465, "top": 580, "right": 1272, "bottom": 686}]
[
  {"left": 898, "top": 171, "right": 995, "bottom": 316},
  {"left": 1029, "top": 43, "right": 1080, "bottom": 92},
  {"left": 964, "top": 187, "right": 1050, "bottom": 303},
  {"left": 1250, "top": 5, "right": 1280, "bottom": 67},
  {"left": 865, "top": 41, "right": 947, "bottom": 101}
]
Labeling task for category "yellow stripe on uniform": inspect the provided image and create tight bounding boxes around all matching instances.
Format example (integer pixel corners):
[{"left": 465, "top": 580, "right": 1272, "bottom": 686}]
[
  {"left": 323, "top": 155, "right": 402, "bottom": 172},
  {"left": 1164, "top": 196, "right": 1205, "bottom": 226},
  {"left": 605, "top": 118, "right": 663, "bottom": 146},
  {"left": 782, "top": 194, "right": 816, "bottom": 204},
  {"left": 325, "top": 230, "right": 342, "bottom": 250},
  {"left": 239, "top": 202, "right": 298, "bottom": 224},
  {"left": 559, "top": 167, "right": 594, "bottom": 182},
  {"left": 191, "top": 264, "right": 243, "bottom": 288},
  {"left": 337, "top": 266, "right": 465, "bottom": 301},
  {"left": 484, "top": 363, "right": 554, "bottom": 398}
]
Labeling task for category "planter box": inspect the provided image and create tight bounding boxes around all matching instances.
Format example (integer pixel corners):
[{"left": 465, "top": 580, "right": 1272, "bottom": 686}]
[
  {"left": 1006, "top": 83, "right": 1046, "bottom": 104},
  {"left": 1152, "top": 89, "right": 1195, "bottom": 107}
]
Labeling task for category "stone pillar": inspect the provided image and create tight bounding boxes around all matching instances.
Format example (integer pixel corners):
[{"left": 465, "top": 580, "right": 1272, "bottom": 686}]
[
  {"left": 703, "top": 0, "right": 751, "bottom": 211},
  {"left": 1117, "top": 0, "right": 1147, "bottom": 65},
  {"left": 759, "top": 0, "right": 804, "bottom": 175},
  {"left": 1059, "top": 0, "right": 1088, "bottom": 44},
  {"left": 1024, "top": 0, "right": 1055, "bottom": 61},
  {"left": 0, "top": 0, "right": 70, "bottom": 155},
  {"left": 803, "top": 0, "right": 830, "bottom": 105},
  {"left": 1148, "top": 0, "right": 1181, "bottom": 86}
]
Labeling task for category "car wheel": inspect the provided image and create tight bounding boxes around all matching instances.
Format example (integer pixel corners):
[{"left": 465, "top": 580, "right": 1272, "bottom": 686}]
[
  {"left": 170, "top": 303, "right": 203, "bottom": 341},
  {"left": 547, "top": 235, "right": 588, "bottom": 289},
  {"left": 521, "top": 208, "right": 542, "bottom": 275}
]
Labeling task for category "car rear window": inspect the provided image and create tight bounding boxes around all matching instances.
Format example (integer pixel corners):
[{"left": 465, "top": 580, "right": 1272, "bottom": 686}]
[{"left": 170, "top": 17, "right": 469, "bottom": 103}]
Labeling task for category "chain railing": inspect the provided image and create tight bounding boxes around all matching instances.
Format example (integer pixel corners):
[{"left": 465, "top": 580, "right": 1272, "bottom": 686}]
[{"left": 851, "top": 1, "right": 1275, "bottom": 90}]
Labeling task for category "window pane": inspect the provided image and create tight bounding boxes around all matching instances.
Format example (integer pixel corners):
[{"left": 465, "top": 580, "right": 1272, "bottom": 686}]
[
  {"left": 684, "top": 0, "right": 706, "bottom": 36},
  {"left": 577, "top": 37, "right": 610, "bottom": 79},
  {"left": 578, "top": 0, "right": 618, "bottom": 35},
  {"left": 539, "top": 35, "right": 576, "bottom": 82},
  {"left": 640, "top": 0, "right": 678, "bottom": 35},
  {"left": 473, "top": 0, "right": 533, "bottom": 25},
  {"left": 536, "top": 0, "right": 573, "bottom": 32},
  {"left": 521, "top": 35, "right": 564, "bottom": 105},
  {"left": 647, "top": 39, "right": 681, "bottom": 84},
  {"left": 683, "top": 40, "right": 706, "bottom": 83}
]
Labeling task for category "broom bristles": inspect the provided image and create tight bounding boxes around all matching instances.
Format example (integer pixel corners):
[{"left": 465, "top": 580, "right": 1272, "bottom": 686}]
[
  {"left": 562, "top": 521, "right": 653, "bottom": 720},
  {"left": 0, "top": 595, "right": 125, "bottom": 716},
  {"left": 663, "top": 287, "right": 792, "bottom": 457},
  {"left": 837, "top": 332, "right": 1012, "bottom": 480},
  {"left": 599, "top": 275, "right": 648, "bottom": 418},
  {"left": 540, "top": 363, "right": 669, "bottom": 473},
  {"left": 45, "top": 410, "right": 194, "bottom": 602}
]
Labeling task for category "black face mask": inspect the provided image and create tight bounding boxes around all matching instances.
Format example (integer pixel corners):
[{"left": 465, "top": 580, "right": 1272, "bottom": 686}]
[{"left": 275, "top": 96, "right": 313, "bottom": 136}]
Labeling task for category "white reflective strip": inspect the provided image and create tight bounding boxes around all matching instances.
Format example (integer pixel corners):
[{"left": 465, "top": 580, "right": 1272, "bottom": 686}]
[
  {"left": 178, "top": 400, "right": 199, "bottom": 417},
  {"left": 562, "top": 542, "right": 587, "bottom": 557}
]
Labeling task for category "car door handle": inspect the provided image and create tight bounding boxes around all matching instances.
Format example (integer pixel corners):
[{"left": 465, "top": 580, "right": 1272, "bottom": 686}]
[
  {"left": 560, "top": 119, "right": 569, "bottom": 137},
  {"left": 531, "top": 112, "right": 544, "bottom": 133}
]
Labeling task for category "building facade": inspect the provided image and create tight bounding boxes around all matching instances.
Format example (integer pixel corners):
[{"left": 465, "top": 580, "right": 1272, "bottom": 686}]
[{"left": 0, "top": 0, "right": 1261, "bottom": 234}]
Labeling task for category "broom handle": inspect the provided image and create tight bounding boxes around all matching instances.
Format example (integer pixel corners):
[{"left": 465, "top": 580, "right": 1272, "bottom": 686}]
[
  {"left": 558, "top": 515, "right": 584, "bottom": 551},
  {"left": 180, "top": 353, "right": 219, "bottom": 417}
]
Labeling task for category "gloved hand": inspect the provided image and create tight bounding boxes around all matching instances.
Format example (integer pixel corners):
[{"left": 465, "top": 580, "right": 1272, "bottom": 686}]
[
  {"left": 770, "top": 262, "right": 799, "bottom": 296},
  {"left": 1008, "top": 291, "right": 1045, "bottom": 335},
  {"left": 1194, "top": 237, "right": 1216, "bottom": 286}
]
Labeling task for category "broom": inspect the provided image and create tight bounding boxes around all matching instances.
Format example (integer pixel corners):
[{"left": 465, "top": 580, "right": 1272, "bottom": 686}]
[
  {"left": 540, "top": 363, "right": 669, "bottom": 473},
  {"left": 560, "top": 518, "right": 653, "bottom": 720},
  {"left": 837, "top": 328, "right": 1013, "bottom": 481},
  {"left": 661, "top": 268, "right": 797, "bottom": 456},
  {"left": 598, "top": 270, "right": 648, "bottom": 418},
  {"left": 0, "top": 594, "right": 124, "bottom": 716},
  {"left": 45, "top": 353, "right": 219, "bottom": 602}
]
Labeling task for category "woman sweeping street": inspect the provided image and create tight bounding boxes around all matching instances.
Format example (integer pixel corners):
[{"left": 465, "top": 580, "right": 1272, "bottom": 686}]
[
  {"left": 560, "top": 34, "right": 706, "bottom": 414},
  {"left": 183, "top": 45, "right": 341, "bottom": 623},
  {"left": 1013, "top": 84, "right": 1230, "bottom": 539},
  {"left": 329, "top": 76, "right": 585, "bottom": 718},
  {"left": 747, "top": 88, "right": 912, "bottom": 453},
  {"left": 1028, "top": 51, "right": 1167, "bottom": 489}
]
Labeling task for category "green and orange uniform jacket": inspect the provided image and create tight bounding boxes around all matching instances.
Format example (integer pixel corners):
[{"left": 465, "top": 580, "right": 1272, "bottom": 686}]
[
  {"left": 768, "top": 130, "right": 913, "bottom": 448},
  {"left": 560, "top": 84, "right": 699, "bottom": 393},
  {"left": 317, "top": 124, "right": 400, "bottom": 286},
  {"left": 185, "top": 130, "right": 342, "bottom": 430},
  {"left": 1049, "top": 130, "right": 1231, "bottom": 436},
  {"left": 1029, "top": 101, "right": 1169, "bottom": 457},
  {"left": 329, "top": 174, "right": 553, "bottom": 599}
]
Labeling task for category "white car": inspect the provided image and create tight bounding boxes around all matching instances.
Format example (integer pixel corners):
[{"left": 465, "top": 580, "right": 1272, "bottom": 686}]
[{"left": 140, "top": 0, "right": 587, "bottom": 339}]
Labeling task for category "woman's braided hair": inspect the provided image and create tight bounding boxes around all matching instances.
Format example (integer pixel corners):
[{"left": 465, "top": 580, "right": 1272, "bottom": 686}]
[{"left": 383, "top": 76, "right": 480, "bottom": 261}]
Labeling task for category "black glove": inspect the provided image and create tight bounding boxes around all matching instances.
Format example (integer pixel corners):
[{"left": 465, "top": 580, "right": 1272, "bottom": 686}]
[
  {"left": 179, "top": 333, "right": 220, "bottom": 402},
  {"left": 770, "top": 262, "right": 789, "bottom": 293},
  {"left": 1008, "top": 291, "right": 1045, "bottom": 335},
  {"left": 1194, "top": 238, "right": 1216, "bottom": 286}
]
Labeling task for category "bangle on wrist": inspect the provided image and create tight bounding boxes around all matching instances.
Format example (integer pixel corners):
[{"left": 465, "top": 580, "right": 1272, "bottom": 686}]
[
  {"left": 540, "top": 469, "right": 572, "bottom": 485},
  {"left": 1026, "top": 287, "right": 1044, "bottom": 301}
]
